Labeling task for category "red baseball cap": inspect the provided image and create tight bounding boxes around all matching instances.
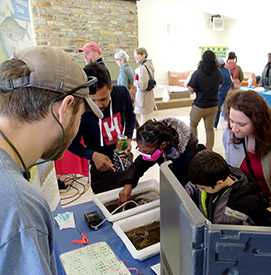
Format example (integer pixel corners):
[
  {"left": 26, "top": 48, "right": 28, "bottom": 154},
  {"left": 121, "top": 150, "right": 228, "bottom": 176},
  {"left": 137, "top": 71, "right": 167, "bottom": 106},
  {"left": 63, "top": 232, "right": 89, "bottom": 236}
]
[{"left": 78, "top": 42, "right": 102, "bottom": 54}]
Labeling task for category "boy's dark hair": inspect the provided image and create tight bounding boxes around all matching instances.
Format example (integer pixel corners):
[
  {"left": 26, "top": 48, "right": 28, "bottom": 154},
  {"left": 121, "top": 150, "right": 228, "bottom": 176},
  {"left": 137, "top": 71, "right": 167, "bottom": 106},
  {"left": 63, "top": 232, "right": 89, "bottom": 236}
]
[
  {"left": 83, "top": 62, "right": 110, "bottom": 90},
  {"left": 188, "top": 150, "right": 230, "bottom": 188}
]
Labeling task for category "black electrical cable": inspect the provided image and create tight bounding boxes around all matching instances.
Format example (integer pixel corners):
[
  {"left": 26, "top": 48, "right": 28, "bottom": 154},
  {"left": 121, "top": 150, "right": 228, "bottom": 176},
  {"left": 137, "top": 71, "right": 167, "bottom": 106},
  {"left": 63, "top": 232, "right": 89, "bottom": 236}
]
[
  {"left": 90, "top": 200, "right": 139, "bottom": 230},
  {"left": 61, "top": 185, "right": 80, "bottom": 200},
  {"left": 60, "top": 175, "right": 89, "bottom": 206}
]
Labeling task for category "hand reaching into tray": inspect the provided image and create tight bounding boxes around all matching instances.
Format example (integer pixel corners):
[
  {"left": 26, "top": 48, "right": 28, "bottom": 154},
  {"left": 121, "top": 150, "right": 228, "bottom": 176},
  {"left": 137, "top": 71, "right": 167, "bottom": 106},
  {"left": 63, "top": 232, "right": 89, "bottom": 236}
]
[{"left": 119, "top": 184, "right": 132, "bottom": 204}]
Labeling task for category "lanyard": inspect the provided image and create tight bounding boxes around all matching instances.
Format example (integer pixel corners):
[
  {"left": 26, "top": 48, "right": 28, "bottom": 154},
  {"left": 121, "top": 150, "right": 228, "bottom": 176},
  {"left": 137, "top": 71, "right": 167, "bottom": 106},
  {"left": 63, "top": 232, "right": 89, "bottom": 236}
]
[
  {"left": 99, "top": 98, "right": 114, "bottom": 147},
  {"left": 98, "top": 97, "right": 126, "bottom": 147}
]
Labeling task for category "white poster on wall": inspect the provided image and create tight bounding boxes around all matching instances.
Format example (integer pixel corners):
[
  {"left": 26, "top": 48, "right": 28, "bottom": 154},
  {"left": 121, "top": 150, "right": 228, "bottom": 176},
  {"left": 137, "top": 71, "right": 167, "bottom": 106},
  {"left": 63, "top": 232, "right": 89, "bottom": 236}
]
[{"left": 0, "top": 0, "right": 35, "bottom": 62}]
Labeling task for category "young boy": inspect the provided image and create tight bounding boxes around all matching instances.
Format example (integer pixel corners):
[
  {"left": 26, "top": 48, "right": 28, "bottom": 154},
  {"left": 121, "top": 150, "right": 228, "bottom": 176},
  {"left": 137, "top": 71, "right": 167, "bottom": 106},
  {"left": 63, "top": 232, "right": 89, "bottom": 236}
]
[{"left": 186, "top": 150, "right": 271, "bottom": 226}]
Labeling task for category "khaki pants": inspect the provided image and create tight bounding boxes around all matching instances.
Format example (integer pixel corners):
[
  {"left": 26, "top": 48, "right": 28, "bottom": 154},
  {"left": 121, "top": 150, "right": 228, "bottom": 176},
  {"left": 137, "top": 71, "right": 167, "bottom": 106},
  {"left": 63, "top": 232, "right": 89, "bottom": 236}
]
[{"left": 189, "top": 105, "right": 217, "bottom": 151}]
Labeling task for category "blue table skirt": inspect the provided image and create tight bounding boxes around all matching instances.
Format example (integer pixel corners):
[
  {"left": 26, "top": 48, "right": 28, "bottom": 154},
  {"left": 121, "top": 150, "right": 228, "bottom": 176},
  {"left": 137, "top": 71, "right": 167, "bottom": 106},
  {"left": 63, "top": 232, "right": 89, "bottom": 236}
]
[
  {"left": 52, "top": 201, "right": 160, "bottom": 275},
  {"left": 258, "top": 91, "right": 271, "bottom": 107},
  {"left": 241, "top": 87, "right": 271, "bottom": 107}
]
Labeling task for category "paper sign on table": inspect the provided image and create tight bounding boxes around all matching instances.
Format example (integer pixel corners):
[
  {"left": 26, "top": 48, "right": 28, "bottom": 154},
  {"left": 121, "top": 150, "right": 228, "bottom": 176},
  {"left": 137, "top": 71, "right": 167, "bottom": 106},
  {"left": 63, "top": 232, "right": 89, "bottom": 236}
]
[{"left": 60, "top": 241, "right": 132, "bottom": 275}]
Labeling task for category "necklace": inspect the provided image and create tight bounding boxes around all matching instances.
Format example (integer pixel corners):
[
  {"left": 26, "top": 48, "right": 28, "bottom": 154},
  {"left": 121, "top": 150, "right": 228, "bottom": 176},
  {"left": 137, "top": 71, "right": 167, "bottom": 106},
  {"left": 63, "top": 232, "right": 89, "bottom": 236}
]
[
  {"left": 0, "top": 129, "right": 30, "bottom": 180},
  {"left": 0, "top": 99, "right": 66, "bottom": 181}
]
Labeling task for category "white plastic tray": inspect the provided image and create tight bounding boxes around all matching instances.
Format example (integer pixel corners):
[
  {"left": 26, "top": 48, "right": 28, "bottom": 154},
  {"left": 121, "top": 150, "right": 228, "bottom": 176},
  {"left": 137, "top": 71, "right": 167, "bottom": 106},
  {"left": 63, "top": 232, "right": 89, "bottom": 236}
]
[
  {"left": 92, "top": 179, "right": 160, "bottom": 222},
  {"left": 112, "top": 208, "right": 160, "bottom": 261}
]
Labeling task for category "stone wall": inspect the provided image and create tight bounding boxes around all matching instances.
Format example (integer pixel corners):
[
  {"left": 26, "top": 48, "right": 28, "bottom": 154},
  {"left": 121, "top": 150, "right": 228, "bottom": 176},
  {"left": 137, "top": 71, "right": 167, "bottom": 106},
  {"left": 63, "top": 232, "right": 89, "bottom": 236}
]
[{"left": 30, "top": 0, "right": 138, "bottom": 62}]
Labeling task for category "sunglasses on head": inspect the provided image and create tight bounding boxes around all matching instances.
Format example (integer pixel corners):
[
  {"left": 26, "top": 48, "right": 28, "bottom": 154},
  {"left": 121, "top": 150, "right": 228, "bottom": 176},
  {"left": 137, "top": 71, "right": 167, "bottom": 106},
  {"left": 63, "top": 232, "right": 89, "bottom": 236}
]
[
  {"left": 55, "top": 76, "right": 97, "bottom": 102},
  {"left": 86, "top": 76, "right": 98, "bottom": 95}
]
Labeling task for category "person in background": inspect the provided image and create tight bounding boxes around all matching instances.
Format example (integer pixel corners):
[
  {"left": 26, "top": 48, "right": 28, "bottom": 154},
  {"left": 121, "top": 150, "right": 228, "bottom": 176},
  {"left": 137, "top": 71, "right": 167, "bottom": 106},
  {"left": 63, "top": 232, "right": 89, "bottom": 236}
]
[
  {"left": 223, "top": 90, "right": 271, "bottom": 200},
  {"left": 187, "top": 50, "right": 223, "bottom": 151},
  {"left": 118, "top": 117, "right": 206, "bottom": 203},
  {"left": 114, "top": 49, "right": 135, "bottom": 90},
  {"left": 186, "top": 150, "right": 271, "bottom": 226},
  {"left": 133, "top": 47, "right": 155, "bottom": 125},
  {"left": 78, "top": 41, "right": 111, "bottom": 82},
  {"left": 0, "top": 46, "right": 102, "bottom": 274},
  {"left": 213, "top": 57, "right": 233, "bottom": 130},
  {"left": 115, "top": 49, "right": 140, "bottom": 130},
  {"left": 68, "top": 62, "right": 136, "bottom": 194},
  {"left": 79, "top": 41, "right": 104, "bottom": 65},
  {"left": 259, "top": 53, "right": 271, "bottom": 89},
  {"left": 224, "top": 51, "right": 244, "bottom": 89}
]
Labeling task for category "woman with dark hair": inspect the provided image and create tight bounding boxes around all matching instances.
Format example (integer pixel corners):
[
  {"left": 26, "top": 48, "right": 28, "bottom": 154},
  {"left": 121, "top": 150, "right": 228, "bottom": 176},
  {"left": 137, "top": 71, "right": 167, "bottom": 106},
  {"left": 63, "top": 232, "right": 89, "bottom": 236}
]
[
  {"left": 259, "top": 53, "right": 271, "bottom": 89},
  {"left": 187, "top": 50, "right": 223, "bottom": 150},
  {"left": 119, "top": 117, "right": 206, "bottom": 202},
  {"left": 223, "top": 90, "right": 271, "bottom": 198},
  {"left": 224, "top": 51, "right": 244, "bottom": 89}
]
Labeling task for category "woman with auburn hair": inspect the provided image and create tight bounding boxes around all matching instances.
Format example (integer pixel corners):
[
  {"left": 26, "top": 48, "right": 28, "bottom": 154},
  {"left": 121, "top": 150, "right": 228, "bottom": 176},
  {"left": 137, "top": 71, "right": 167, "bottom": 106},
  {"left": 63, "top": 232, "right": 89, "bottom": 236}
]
[{"left": 223, "top": 89, "right": 271, "bottom": 199}]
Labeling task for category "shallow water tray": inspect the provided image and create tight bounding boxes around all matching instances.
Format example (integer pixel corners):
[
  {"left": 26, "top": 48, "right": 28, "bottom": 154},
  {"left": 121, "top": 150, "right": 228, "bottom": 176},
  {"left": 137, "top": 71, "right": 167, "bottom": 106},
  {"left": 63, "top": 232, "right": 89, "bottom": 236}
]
[
  {"left": 92, "top": 179, "right": 160, "bottom": 222},
  {"left": 113, "top": 208, "right": 160, "bottom": 261}
]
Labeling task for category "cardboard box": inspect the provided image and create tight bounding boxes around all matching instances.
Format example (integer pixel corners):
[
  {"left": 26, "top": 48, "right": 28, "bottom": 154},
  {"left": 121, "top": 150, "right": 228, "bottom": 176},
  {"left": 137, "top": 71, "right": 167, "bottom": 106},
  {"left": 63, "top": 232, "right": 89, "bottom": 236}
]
[
  {"left": 93, "top": 179, "right": 159, "bottom": 222},
  {"left": 113, "top": 207, "right": 160, "bottom": 261}
]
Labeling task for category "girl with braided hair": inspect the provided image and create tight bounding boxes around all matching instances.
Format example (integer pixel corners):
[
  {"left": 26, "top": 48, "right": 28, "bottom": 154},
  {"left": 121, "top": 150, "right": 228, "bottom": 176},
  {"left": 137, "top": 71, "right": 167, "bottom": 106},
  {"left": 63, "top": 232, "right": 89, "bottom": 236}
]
[{"left": 119, "top": 117, "right": 206, "bottom": 203}]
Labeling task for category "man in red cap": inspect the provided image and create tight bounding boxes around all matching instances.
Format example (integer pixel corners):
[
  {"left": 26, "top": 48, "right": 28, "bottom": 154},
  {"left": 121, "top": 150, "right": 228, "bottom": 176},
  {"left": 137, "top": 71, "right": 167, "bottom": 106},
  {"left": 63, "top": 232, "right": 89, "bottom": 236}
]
[
  {"left": 78, "top": 42, "right": 103, "bottom": 65},
  {"left": 79, "top": 41, "right": 111, "bottom": 82}
]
